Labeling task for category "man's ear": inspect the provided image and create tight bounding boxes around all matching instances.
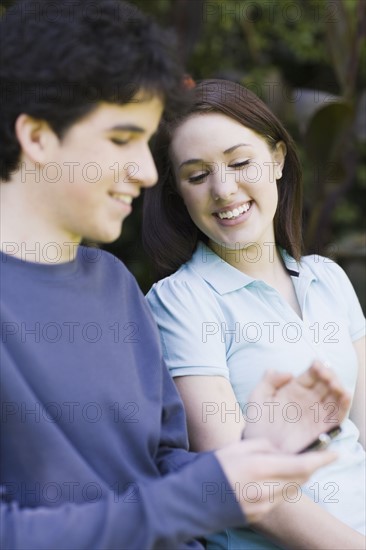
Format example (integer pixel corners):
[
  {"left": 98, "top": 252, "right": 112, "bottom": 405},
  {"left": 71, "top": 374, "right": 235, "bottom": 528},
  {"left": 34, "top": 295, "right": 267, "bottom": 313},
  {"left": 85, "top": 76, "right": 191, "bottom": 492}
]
[
  {"left": 273, "top": 140, "right": 287, "bottom": 179},
  {"left": 15, "top": 114, "right": 58, "bottom": 165}
]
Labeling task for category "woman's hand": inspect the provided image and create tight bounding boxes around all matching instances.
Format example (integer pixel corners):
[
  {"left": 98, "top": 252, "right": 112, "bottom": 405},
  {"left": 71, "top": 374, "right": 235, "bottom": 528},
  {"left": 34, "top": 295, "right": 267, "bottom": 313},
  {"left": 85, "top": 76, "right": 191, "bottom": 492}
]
[{"left": 244, "top": 361, "right": 351, "bottom": 453}]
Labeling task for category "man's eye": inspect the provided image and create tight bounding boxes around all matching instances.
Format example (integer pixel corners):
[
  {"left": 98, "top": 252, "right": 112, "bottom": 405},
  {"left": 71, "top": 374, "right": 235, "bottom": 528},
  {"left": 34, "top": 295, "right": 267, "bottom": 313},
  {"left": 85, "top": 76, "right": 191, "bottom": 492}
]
[
  {"left": 229, "top": 160, "right": 250, "bottom": 169},
  {"left": 188, "top": 172, "right": 209, "bottom": 183},
  {"left": 111, "top": 137, "right": 129, "bottom": 146}
]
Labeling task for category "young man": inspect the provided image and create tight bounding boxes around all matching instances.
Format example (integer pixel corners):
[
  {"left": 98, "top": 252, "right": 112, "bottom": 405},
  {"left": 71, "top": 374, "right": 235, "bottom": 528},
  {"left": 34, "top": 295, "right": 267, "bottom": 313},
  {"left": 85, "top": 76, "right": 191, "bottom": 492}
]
[{"left": 0, "top": 1, "right": 350, "bottom": 548}]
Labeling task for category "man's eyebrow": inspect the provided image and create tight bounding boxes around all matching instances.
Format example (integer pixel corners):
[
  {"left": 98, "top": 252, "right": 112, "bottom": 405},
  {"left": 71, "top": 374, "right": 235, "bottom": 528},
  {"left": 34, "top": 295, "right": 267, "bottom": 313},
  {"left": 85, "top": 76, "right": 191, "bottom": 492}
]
[
  {"left": 179, "top": 144, "right": 251, "bottom": 170},
  {"left": 107, "top": 124, "right": 145, "bottom": 133}
]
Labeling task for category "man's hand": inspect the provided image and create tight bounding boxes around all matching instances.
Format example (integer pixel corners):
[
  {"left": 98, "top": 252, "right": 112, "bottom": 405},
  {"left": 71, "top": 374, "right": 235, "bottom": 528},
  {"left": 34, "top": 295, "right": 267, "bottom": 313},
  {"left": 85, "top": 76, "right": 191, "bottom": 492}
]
[
  {"left": 215, "top": 439, "right": 337, "bottom": 524},
  {"left": 244, "top": 361, "right": 351, "bottom": 453}
]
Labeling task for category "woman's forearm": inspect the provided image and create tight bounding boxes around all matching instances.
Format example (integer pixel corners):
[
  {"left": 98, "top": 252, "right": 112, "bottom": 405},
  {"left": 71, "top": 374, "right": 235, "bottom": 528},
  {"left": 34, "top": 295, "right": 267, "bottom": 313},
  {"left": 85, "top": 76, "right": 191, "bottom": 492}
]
[{"left": 253, "top": 493, "right": 366, "bottom": 550}]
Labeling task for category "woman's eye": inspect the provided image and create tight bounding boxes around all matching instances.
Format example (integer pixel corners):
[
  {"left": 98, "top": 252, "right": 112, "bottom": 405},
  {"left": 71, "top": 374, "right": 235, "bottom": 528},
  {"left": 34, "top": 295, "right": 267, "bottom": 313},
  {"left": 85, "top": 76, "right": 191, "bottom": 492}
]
[
  {"left": 188, "top": 172, "right": 209, "bottom": 183},
  {"left": 230, "top": 160, "right": 250, "bottom": 169}
]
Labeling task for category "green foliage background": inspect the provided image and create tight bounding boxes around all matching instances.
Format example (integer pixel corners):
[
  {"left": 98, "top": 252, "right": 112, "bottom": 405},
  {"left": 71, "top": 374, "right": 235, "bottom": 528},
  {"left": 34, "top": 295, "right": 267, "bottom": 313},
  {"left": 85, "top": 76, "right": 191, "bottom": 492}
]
[
  {"left": 1, "top": 0, "right": 365, "bottom": 304},
  {"left": 107, "top": 0, "right": 365, "bottom": 307}
]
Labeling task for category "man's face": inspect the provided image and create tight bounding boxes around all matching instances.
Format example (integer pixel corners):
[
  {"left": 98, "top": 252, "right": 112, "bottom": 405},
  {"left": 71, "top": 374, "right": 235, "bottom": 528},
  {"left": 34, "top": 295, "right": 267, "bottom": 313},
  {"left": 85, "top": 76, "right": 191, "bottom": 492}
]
[{"left": 37, "top": 95, "right": 163, "bottom": 244}]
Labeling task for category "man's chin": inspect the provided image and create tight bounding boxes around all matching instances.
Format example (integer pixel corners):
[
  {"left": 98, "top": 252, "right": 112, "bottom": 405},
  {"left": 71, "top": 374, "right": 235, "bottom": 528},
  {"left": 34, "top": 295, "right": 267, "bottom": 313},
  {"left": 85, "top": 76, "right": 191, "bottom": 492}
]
[{"left": 82, "top": 224, "right": 124, "bottom": 246}]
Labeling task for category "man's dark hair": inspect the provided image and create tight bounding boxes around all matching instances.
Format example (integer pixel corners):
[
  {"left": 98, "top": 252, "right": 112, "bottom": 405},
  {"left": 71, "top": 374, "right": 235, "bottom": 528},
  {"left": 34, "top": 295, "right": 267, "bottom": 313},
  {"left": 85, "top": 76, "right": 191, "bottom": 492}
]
[
  {"left": 143, "top": 79, "right": 303, "bottom": 278},
  {"left": 0, "top": 0, "right": 185, "bottom": 180}
]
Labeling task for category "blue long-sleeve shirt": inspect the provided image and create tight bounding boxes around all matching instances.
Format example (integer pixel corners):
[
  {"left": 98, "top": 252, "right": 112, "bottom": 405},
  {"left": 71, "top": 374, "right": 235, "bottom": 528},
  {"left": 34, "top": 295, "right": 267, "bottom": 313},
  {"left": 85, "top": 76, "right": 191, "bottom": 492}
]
[{"left": 0, "top": 247, "right": 244, "bottom": 549}]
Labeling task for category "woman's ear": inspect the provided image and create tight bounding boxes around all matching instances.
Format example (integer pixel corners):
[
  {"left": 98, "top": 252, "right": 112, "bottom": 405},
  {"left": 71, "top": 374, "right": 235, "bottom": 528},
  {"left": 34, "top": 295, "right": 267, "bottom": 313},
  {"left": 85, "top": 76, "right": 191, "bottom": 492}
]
[
  {"left": 273, "top": 140, "right": 287, "bottom": 179},
  {"left": 15, "top": 114, "right": 57, "bottom": 165}
]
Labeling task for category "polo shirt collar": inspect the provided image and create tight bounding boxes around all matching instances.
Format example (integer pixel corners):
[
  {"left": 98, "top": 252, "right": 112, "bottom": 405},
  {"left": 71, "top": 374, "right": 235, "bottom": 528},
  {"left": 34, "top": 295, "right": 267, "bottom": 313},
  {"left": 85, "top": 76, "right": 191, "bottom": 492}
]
[{"left": 189, "top": 241, "right": 316, "bottom": 295}]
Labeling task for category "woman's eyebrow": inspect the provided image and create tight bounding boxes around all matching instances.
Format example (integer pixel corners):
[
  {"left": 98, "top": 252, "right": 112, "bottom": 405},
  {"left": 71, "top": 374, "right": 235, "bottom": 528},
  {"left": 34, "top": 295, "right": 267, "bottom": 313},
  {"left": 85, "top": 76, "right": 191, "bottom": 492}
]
[
  {"left": 179, "top": 143, "right": 252, "bottom": 170},
  {"left": 223, "top": 143, "right": 250, "bottom": 154},
  {"left": 179, "top": 158, "right": 203, "bottom": 169}
]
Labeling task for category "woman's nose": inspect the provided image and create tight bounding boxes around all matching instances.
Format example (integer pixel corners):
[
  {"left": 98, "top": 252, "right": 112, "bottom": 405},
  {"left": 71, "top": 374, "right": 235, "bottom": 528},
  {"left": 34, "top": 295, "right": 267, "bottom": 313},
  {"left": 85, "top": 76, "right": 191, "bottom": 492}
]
[{"left": 210, "top": 169, "right": 239, "bottom": 201}]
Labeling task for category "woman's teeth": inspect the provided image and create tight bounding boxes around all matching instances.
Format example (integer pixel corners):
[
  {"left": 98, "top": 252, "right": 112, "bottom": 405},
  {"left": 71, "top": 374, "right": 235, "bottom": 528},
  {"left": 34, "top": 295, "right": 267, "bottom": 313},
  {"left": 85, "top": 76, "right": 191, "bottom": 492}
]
[{"left": 217, "top": 202, "right": 251, "bottom": 220}]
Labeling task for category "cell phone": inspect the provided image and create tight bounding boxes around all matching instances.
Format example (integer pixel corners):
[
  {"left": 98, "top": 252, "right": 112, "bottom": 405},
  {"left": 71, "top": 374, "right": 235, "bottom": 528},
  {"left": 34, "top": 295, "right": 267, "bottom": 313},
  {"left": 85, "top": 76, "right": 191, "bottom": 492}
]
[{"left": 297, "top": 426, "right": 342, "bottom": 454}]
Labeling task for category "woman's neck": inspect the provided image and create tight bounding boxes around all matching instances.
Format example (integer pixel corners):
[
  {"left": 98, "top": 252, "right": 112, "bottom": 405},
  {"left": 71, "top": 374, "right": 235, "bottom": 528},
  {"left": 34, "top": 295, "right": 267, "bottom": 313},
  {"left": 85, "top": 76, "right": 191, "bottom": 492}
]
[
  {"left": 209, "top": 240, "right": 286, "bottom": 284},
  {"left": 208, "top": 240, "right": 302, "bottom": 318}
]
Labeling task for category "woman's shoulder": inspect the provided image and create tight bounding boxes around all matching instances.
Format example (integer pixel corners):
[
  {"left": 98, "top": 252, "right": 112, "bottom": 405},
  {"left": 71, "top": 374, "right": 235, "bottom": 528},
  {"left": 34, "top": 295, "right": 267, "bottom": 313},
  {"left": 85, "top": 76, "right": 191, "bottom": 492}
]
[
  {"left": 146, "top": 255, "right": 223, "bottom": 321},
  {"left": 147, "top": 250, "right": 210, "bottom": 298},
  {"left": 300, "top": 253, "right": 351, "bottom": 286}
]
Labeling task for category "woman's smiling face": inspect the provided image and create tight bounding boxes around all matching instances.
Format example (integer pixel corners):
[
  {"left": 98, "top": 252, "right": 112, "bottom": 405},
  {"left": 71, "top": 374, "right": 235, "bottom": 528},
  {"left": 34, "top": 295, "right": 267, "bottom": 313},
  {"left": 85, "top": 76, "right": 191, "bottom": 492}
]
[{"left": 170, "top": 112, "right": 286, "bottom": 256}]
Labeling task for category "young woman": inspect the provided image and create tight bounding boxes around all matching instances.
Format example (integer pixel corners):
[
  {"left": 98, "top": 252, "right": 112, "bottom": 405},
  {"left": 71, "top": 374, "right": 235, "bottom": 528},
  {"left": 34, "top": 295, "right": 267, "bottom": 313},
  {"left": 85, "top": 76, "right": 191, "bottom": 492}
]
[{"left": 143, "top": 79, "right": 366, "bottom": 549}]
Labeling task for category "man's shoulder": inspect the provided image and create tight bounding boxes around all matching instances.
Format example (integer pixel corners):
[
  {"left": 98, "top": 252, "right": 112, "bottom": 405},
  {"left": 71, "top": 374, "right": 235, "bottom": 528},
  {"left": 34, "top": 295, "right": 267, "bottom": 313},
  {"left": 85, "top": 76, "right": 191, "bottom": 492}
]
[
  {"left": 79, "top": 246, "right": 132, "bottom": 280},
  {"left": 78, "top": 246, "right": 147, "bottom": 303}
]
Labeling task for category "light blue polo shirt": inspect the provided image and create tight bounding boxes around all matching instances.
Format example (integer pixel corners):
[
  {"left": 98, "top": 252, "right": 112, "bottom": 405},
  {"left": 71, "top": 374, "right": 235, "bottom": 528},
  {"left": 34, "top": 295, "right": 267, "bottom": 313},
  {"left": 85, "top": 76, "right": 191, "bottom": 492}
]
[{"left": 147, "top": 241, "right": 366, "bottom": 546}]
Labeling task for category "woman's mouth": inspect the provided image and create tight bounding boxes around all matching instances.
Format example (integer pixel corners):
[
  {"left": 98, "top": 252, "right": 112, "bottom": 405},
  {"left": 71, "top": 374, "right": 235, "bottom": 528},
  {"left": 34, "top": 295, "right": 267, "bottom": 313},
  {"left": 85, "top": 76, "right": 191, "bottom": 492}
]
[{"left": 214, "top": 201, "right": 252, "bottom": 220}]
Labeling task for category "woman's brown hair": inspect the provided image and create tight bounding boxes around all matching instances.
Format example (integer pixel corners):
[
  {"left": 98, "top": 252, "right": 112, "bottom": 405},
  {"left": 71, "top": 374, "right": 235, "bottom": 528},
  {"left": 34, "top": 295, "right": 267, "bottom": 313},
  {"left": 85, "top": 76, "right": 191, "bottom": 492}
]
[{"left": 143, "top": 79, "right": 303, "bottom": 279}]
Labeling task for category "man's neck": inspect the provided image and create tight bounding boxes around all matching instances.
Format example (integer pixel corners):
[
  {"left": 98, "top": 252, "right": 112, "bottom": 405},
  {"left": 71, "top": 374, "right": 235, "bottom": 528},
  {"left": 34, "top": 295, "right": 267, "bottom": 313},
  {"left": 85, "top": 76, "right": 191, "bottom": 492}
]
[{"left": 0, "top": 177, "right": 80, "bottom": 264}]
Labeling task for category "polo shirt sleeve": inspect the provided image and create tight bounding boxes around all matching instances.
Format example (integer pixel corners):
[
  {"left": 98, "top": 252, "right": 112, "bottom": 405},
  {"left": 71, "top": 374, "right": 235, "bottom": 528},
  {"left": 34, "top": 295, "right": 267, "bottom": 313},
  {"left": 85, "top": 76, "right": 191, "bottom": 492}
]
[
  {"left": 146, "top": 277, "right": 229, "bottom": 379},
  {"left": 322, "top": 259, "right": 366, "bottom": 341}
]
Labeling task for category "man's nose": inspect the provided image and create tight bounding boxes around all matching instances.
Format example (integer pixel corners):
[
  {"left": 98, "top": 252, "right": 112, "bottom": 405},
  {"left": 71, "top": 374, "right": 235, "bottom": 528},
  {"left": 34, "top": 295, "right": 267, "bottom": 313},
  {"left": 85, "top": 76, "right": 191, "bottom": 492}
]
[{"left": 124, "top": 145, "right": 158, "bottom": 189}]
